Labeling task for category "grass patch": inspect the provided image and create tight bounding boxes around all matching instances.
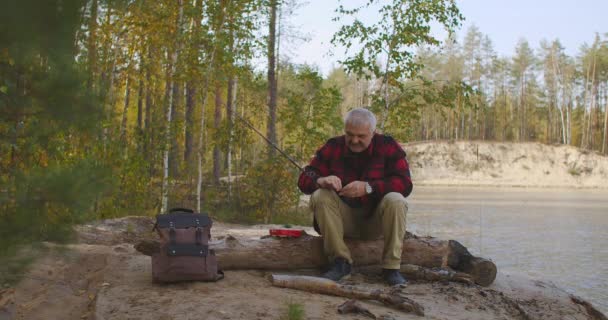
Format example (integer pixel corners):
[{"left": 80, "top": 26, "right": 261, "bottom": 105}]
[
  {"left": 281, "top": 300, "right": 305, "bottom": 320},
  {"left": 0, "top": 243, "right": 48, "bottom": 287}
]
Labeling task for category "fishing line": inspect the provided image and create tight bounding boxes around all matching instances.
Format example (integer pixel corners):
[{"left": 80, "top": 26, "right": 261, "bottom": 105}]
[{"left": 235, "top": 113, "right": 304, "bottom": 172}]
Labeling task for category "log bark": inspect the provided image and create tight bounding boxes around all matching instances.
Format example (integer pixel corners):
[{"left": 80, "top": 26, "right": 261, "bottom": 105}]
[
  {"left": 357, "top": 264, "right": 474, "bottom": 285},
  {"left": 135, "top": 233, "right": 497, "bottom": 286},
  {"left": 270, "top": 274, "right": 424, "bottom": 316}
]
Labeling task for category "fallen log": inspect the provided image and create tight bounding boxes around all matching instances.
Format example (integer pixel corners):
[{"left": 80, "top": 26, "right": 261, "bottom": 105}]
[
  {"left": 270, "top": 274, "right": 425, "bottom": 316},
  {"left": 356, "top": 264, "right": 474, "bottom": 285},
  {"left": 135, "top": 233, "right": 497, "bottom": 286}
]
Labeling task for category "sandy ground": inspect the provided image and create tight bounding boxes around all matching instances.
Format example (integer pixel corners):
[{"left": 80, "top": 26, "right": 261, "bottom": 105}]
[
  {"left": 405, "top": 141, "right": 608, "bottom": 188},
  {"left": 0, "top": 216, "right": 606, "bottom": 320}
]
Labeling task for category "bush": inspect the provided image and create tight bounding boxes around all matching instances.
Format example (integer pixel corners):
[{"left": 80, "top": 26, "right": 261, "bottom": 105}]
[
  {"left": 238, "top": 158, "right": 302, "bottom": 224},
  {"left": 0, "top": 159, "right": 111, "bottom": 257}
]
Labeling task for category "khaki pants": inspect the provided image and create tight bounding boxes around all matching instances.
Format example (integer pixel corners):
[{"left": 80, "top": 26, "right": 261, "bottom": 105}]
[{"left": 310, "top": 188, "right": 408, "bottom": 269}]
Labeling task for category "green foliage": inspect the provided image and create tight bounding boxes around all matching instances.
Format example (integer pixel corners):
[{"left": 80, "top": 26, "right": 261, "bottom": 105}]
[
  {"left": 1, "top": 0, "right": 109, "bottom": 256},
  {"left": 1, "top": 159, "right": 111, "bottom": 255},
  {"left": 279, "top": 66, "right": 343, "bottom": 160},
  {"left": 331, "top": 0, "right": 464, "bottom": 129},
  {"left": 94, "top": 146, "right": 159, "bottom": 218},
  {"left": 332, "top": 0, "right": 463, "bottom": 80},
  {"left": 373, "top": 79, "right": 475, "bottom": 142},
  {"left": 239, "top": 158, "right": 302, "bottom": 223},
  {"left": 280, "top": 300, "right": 305, "bottom": 320}
]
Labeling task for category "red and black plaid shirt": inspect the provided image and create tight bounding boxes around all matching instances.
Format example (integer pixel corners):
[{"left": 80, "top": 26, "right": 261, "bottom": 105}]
[{"left": 298, "top": 134, "right": 413, "bottom": 208}]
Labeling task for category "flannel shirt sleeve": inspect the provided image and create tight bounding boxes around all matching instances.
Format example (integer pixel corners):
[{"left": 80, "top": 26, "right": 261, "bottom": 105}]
[
  {"left": 369, "top": 141, "right": 413, "bottom": 199},
  {"left": 297, "top": 141, "right": 332, "bottom": 195}
]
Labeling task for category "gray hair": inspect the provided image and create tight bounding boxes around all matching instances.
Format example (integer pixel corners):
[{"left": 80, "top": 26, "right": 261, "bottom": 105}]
[{"left": 344, "top": 108, "right": 377, "bottom": 133}]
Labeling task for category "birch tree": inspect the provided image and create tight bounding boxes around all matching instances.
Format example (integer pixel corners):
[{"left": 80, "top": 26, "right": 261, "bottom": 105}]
[
  {"left": 161, "top": 0, "right": 184, "bottom": 214},
  {"left": 266, "top": 0, "right": 279, "bottom": 157},
  {"left": 330, "top": 0, "right": 464, "bottom": 131}
]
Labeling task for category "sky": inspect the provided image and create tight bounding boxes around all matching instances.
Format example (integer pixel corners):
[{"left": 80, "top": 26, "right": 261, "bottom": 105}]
[{"left": 283, "top": 0, "right": 608, "bottom": 76}]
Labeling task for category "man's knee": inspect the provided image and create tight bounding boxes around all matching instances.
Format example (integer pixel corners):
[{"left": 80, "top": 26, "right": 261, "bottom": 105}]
[
  {"left": 310, "top": 188, "right": 337, "bottom": 208},
  {"left": 380, "top": 192, "right": 408, "bottom": 216}
]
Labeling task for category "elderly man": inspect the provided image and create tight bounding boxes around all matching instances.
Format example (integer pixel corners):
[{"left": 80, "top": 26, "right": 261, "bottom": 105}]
[{"left": 297, "top": 108, "right": 413, "bottom": 285}]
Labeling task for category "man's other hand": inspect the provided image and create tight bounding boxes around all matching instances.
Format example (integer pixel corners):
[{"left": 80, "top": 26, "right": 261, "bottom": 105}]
[
  {"left": 317, "top": 175, "right": 342, "bottom": 191},
  {"left": 339, "top": 181, "right": 366, "bottom": 198}
]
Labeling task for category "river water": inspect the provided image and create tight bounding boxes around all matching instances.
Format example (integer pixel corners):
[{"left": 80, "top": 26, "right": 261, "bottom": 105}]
[{"left": 407, "top": 186, "right": 608, "bottom": 314}]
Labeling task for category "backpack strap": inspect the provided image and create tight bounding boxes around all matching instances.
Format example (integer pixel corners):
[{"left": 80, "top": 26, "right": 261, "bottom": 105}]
[{"left": 168, "top": 221, "right": 176, "bottom": 245}]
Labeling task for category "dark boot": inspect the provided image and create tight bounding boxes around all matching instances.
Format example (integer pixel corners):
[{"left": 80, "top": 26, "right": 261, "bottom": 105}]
[
  {"left": 382, "top": 268, "right": 407, "bottom": 286},
  {"left": 322, "top": 257, "right": 352, "bottom": 281}
]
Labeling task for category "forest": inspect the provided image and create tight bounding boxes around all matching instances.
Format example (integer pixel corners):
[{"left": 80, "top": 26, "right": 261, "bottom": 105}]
[{"left": 1, "top": 0, "right": 607, "bottom": 254}]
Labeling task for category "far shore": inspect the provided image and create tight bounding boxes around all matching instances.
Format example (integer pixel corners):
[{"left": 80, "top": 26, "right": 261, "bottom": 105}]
[
  {"left": 407, "top": 141, "right": 608, "bottom": 190},
  {"left": 413, "top": 181, "right": 608, "bottom": 190}
]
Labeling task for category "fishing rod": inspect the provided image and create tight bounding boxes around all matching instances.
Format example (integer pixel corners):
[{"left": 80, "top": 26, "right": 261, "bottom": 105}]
[{"left": 235, "top": 114, "right": 304, "bottom": 172}]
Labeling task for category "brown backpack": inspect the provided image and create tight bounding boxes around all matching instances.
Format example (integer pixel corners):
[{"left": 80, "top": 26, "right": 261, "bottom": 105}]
[{"left": 151, "top": 208, "right": 224, "bottom": 282}]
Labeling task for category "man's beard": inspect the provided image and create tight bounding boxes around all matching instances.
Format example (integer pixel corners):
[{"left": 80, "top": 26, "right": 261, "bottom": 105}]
[{"left": 348, "top": 143, "right": 365, "bottom": 152}]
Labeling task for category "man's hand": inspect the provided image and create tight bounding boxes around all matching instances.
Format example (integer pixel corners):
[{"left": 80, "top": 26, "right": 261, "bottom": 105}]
[
  {"left": 317, "top": 175, "right": 342, "bottom": 191},
  {"left": 339, "top": 181, "right": 366, "bottom": 198}
]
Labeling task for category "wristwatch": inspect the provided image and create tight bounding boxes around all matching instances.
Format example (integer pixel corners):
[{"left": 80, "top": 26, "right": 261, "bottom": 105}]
[{"left": 365, "top": 182, "right": 373, "bottom": 195}]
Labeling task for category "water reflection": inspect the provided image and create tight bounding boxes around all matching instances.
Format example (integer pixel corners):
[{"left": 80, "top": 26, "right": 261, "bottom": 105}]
[{"left": 408, "top": 186, "right": 608, "bottom": 314}]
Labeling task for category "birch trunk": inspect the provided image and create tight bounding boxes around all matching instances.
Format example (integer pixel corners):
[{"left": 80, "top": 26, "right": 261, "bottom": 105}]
[
  {"left": 379, "top": 27, "right": 396, "bottom": 132},
  {"left": 160, "top": 0, "right": 184, "bottom": 214},
  {"left": 266, "top": 0, "right": 278, "bottom": 157},
  {"left": 603, "top": 87, "right": 608, "bottom": 154},
  {"left": 582, "top": 53, "right": 595, "bottom": 149},
  {"left": 213, "top": 83, "right": 222, "bottom": 185},
  {"left": 144, "top": 48, "right": 153, "bottom": 156},
  {"left": 184, "top": 81, "right": 195, "bottom": 164},
  {"left": 87, "top": 0, "right": 98, "bottom": 90},
  {"left": 169, "top": 81, "right": 182, "bottom": 177},
  {"left": 119, "top": 76, "right": 130, "bottom": 141},
  {"left": 136, "top": 75, "right": 144, "bottom": 134},
  {"left": 552, "top": 51, "right": 567, "bottom": 144},
  {"left": 226, "top": 77, "right": 236, "bottom": 200},
  {"left": 196, "top": 97, "right": 206, "bottom": 212},
  {"left": 196, "top": 0, "right": 225, "bottom": 212},
  {"left": 102, "top": 35, "right": 119, "bottom": 148},
  {"left": 161, "top": 68, "right": 175, "bottom": 214},
  {"left": 588, "top": 72, "right": 597, "bottom": 150}
]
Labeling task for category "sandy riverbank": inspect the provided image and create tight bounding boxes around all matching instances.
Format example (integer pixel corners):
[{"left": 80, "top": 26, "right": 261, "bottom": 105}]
[{"left": 0, "top": 216, "right": 606, "bottom": 320}]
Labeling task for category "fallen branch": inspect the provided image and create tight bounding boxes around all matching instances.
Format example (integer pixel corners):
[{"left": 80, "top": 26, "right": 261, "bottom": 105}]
[
  {"left": 338, "top": 299, "right": 376, "bottom": 319},
  {"left": 270, "top": 274, "right": 425, "bottom": 316}
]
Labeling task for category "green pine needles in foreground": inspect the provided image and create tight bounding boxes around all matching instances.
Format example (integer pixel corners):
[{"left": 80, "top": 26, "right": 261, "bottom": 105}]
[{"left": 0, "top": 159, "right": 112, "bottom": 257}]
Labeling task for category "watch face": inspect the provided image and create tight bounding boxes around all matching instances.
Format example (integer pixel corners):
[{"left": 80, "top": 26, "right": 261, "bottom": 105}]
[{"left": 365, "top": 183, "right": 372, "bottom": 194}]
